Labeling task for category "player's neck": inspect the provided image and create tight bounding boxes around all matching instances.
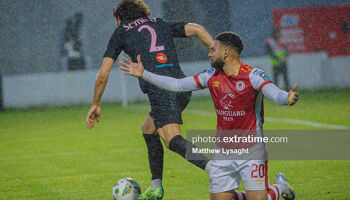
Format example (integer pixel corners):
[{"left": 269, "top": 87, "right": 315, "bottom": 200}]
[{"left": 223, "top": 58, "right": 241, "bottom": 76}]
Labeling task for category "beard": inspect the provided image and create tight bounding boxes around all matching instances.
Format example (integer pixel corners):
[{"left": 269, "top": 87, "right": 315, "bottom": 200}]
[{"left": 210, "top": 57, "right": 225, "bottom": 69}]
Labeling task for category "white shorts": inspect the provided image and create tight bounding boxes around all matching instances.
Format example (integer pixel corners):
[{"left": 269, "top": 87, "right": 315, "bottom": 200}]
[{"left": 209, "top": 159, "right": 268, "bottom": 193}]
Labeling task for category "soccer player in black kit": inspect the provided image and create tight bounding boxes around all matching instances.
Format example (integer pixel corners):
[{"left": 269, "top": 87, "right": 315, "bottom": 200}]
[{"left": 85, "top": 0, "right": 213, "bottom": 199}]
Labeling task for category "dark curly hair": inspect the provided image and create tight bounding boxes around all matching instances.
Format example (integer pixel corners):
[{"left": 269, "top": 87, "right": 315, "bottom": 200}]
[
  {"left": 113, "top": 0, "right": 151, "bottom": 22},
  {"left": 215, "top": 32, "right": 244, "bottom": 55}
]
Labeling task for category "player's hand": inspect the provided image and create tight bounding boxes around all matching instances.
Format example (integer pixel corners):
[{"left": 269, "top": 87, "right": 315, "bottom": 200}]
[
  {"left": 119, "top": 55, "right": 144, "bottom": 77},
  {"left": 86, "top": 104, "right": 101, "bottom": 129},
  {"left": 287, "top": 84, "right": 299, "bottom": 106}
]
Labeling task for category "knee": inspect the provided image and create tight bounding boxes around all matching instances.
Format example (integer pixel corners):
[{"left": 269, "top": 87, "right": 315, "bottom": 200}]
[
  {"left": 210, "top": 193, "right": 221, "bottom": 200},
  {"left": 210, "top": 193, "right": 232, "bottom": 200},
  {"left": 162, "top": 137, "right": 171, "bottom": 148},
  {"left": 158, "top": 126, "right": 181, "bottom": 148},
  {"left": 159, "top": 134, "right": 177, "bottom": 149},
  {"left": 141, "top": 121, "right": 155, "bottom": 134}
]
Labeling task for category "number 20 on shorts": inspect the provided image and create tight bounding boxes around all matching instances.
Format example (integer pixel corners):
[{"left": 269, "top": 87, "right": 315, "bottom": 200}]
[{"left": 251, "top": 164, "right": 265, "bottom": 178}]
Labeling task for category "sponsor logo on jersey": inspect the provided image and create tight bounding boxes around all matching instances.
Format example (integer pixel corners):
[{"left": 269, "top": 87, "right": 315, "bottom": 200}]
[
  {"left": 216, "top": 109, "right": 246, "bottom": 122},
  {"left": 213, "top": 81, "right": 220, "bottom": 87},
  {"left": 220, "top": 94, "right": 235, "bottom": 110},
  {"left": 216, "top": 110, "right": 246, "bottom": 117},
  {"left": 156, "top": 53, "right": 167, "bottom": 63},
  {"left": 236, "top": 80, "right": 245, "bottom": 91}
]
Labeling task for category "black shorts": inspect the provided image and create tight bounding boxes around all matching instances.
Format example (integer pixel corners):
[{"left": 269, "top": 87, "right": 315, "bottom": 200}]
[{"left": 147, "top": 90, "right": 192, "bottom": 129}]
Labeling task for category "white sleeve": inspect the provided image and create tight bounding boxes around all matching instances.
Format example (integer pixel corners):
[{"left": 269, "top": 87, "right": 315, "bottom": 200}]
[
  {"left": 262, "top": 83, "right": 288, "bottom": 105},
  {"left": 249, "top": 68, "right": 273, "bottom": 91},
  {"left": 142, "top": 70, "right": 202, "bottom": 92},
  {"left": 193, "top": 68, "right": 216, "bottom": 88}
]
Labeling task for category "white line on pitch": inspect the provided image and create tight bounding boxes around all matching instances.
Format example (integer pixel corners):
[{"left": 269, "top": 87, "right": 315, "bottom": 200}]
[
  {"left": 129, "top": 105, "right": 350, "bottom": 130},
  {"left": 263, "top": 117, "right": 350, "bottom": 130}
]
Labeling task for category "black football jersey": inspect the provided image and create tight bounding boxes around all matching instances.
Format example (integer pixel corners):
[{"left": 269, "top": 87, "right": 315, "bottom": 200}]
[{"left": 104, "top": 18, "right": 188, "bottom": 93}]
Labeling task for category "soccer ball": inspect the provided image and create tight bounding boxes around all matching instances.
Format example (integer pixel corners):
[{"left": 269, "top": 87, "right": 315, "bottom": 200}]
[{"left": 112, "top": 178, "right": 141, "bottom": 200}]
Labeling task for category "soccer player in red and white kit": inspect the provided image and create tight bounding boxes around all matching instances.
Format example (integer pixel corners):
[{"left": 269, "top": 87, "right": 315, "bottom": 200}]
[{"left": 120, "top": 32, "right": 298, "bottom": 200}]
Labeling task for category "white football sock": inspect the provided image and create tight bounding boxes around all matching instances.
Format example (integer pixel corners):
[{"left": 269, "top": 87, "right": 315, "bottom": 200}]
[
  {"left": 268, "top": 183, "right": 286, "bottom": 200},
  {"left": 150, "top": 179, "right": 162, "bottom": 188}
]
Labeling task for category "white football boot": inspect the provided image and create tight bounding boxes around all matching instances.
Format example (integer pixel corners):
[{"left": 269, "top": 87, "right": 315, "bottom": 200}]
[{"left": 275, "top": 173, "right": 295, "bottom": 200}]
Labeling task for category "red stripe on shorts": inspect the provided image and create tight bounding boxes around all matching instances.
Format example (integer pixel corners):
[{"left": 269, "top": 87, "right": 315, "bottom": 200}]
[{"left": 265, "top": 160, "right": 269, "bottom": 190}]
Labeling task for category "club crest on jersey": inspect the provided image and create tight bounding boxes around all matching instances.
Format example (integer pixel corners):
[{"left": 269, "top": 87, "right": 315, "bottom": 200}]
[
  {"left": 156, "top": 53, "right": 167, "bottom": 63},
  {"left": 220, "top": 94, "right": 235, "bottom": 110},
  {"left": 236, "top": 80, "right": 245, "bottom": 91}
]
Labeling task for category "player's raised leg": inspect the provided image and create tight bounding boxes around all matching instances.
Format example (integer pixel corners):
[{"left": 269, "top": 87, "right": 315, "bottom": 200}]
[{"left": 157, "top": 123, "right": 211, "bottom": 172}]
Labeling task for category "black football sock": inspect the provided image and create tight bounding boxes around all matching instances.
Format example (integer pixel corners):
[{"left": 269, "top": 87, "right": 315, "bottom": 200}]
[
  {"left": 168, "top": 135, "right": 209, "bottom": 171},
  {"left": 143, "top": 134, "right": 164, "bottom": 181}
]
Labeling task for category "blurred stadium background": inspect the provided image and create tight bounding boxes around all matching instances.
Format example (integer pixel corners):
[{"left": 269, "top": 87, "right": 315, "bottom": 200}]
[
  {"left": 0, "top": 0, "right": 350, "bottom": 108},
  {"left": 0, "top": 0, "right": 349, "bottom": 199}
]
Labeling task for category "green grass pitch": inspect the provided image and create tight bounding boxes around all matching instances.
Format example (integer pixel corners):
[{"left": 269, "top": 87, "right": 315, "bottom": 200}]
[{"left": 0, "top": 89, "right": 349, "bottom": 199}]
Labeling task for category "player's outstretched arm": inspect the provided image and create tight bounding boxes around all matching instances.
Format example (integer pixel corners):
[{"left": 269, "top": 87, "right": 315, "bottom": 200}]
[
  {"left": 120, "top": 55, "right": 202, "bottom": 92},
  {"left": 86, "top": 57, "right": 114, "bottom": 129},
  {"left": 262, "top": 83, "right": 299, "bottom": 106},
  {"left": 184, "top": 23, "right": 213, "bottom": 51}
]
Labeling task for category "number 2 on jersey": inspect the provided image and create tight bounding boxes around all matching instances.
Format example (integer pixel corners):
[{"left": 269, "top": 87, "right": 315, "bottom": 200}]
[{"left": 138, "top": 25, "right": 165, "bottom": 52}]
